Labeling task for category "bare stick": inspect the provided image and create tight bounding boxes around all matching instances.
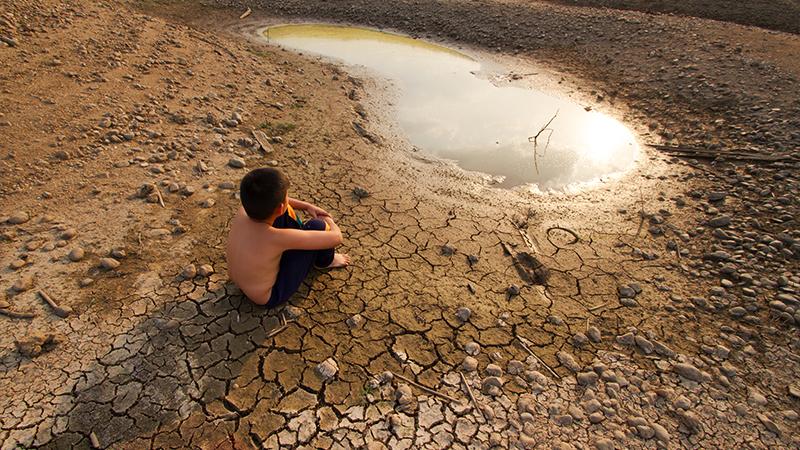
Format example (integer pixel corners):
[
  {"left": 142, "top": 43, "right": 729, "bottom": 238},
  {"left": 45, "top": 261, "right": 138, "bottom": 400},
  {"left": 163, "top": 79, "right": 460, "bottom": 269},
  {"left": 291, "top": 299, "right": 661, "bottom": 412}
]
[
  {"left": 528, "top": 110, "right": 559, "bottom": 174},
  {"left": 392, "top": 372, "right": 461, "bottom": 403},
  {"left": 460, "top": 372, "right": 487, "bottom": 422},
  {"left": 588, "top": 302, "right": 608, "bottom": 312},
  {"left": 515, "top": 336, "right": 559, "bottom": 379},
  {"left": 38, "top": 290, "right": 73, "bottom": 318},
  {"left": 0, "top": 308, "right": 37, "bottom": 319},
  {"left": 265, "top": 324, "right": 288, "bottom": 339},
  {"left": 239, "top": 8, "right": 252, "bottom": 19},
  {"left": 154, "top": 187, "right": 165, "bottom": 208}
]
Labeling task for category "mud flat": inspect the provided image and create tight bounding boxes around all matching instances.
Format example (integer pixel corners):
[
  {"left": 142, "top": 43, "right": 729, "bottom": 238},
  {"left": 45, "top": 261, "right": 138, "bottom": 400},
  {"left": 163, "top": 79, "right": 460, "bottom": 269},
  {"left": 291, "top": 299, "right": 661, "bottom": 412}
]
[{"left": 0, "top": 0, "right": 798, "bottom": 448}]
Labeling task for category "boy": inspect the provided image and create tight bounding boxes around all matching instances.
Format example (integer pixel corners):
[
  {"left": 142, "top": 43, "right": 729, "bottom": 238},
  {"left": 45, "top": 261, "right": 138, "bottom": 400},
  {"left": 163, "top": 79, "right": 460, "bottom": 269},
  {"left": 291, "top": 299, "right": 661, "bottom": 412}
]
[{"left": 226, "top": 168, "right": 350, "bottom": 306}]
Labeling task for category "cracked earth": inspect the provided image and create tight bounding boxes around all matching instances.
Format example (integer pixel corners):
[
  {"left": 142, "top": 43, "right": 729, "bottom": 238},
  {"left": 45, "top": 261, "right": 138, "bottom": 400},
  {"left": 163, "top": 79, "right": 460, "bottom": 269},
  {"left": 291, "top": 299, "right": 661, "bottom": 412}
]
[{"left": 1, "top": 0, "right": 799, "bottom": 448}]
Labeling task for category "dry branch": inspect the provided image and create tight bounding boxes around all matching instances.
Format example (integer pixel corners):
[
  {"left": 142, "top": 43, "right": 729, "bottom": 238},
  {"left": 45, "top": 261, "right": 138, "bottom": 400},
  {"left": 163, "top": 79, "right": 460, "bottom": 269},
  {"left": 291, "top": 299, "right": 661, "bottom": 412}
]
[
  {"left": 0, "top": 308, "right": 37, "bottom": 319},
  {"left": 392, "top": 372, "right": 461, "bottom": 403},
  {"left": 515, "top": 335, "right": 559, "bottom": 379},
  {"left": 528, "top": 110, "right": 559, "bottom": 174},
  {"left": 460, "top": 372, "right": 487, "bottom": 422}
]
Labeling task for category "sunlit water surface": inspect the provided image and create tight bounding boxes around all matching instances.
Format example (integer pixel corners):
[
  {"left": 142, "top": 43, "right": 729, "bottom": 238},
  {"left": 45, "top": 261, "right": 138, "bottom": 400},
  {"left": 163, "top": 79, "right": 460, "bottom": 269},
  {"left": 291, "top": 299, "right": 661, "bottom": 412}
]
[{"left": 264, "top": 24, "right": 639, "bottom": 190}]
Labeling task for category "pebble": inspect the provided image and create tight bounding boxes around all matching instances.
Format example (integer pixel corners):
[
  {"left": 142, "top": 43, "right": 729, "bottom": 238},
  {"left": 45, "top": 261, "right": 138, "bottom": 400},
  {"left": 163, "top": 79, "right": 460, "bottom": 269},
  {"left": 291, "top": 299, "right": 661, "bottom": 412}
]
[
  {"left": 197, "top": 264, "right": 214, "bottom": 277},
  {"left": 462, "top": 356, "right": 478, "bottom": 372},
  {"left": 455, "top": 306, "right": 471, "bottom": 322},
  {"left": 346, "top": 314, "right": 365, "bottom": 329},
  {"left": 708, "top": 215, "right": 732, "bottom": 227},
  {"left": 228, "top": 157, "right": 246, "bottom": 168},
  {"left": 68, "top": 248, "right": 85, "bottom": 262},
  {"left": 507, "top": 284, "right": 520, "bottom": 296},
  {"left": 577, "top": 371, "right": 599, "bottom": 385},
  {"left": 464, "top": 341, "right": 480, "bottom": 356},
  {"left": 181, "top": 264, "right": 197, "bottom": 279},
  {"left": 587, "top": 326, "right": 602, "bottom": 343},
  {"left": 618, "top": 285, "right": 636, "bottom": 298},
  {"left": 316, "top": 358, "right": 338, "bottom": 380},
  {"left": 672, "top": 363, "right": 707, "bottom": 382},
  {"left": 99, "top": 258, "right": 120, "bottom": 270},
  {"left": 60, "top": 228, "right": 78, "bottom": 240},
  {"left": 12, "top": 275, "right": 33, "bottom": 292},
  {"left": 485, "top": 363, "right": 503, "bottom": 376},
  {"left": 557, "top": 351, "right": 581, "bottom": 372},
  {"left": 200, "top": 198, "right": 216, "bottom": 208},
  {"left": 79, "top": 278, "right": 94, "bottom": 287},
  {"left": 7, "top": 212, "right": 30, "bottom": 224}
]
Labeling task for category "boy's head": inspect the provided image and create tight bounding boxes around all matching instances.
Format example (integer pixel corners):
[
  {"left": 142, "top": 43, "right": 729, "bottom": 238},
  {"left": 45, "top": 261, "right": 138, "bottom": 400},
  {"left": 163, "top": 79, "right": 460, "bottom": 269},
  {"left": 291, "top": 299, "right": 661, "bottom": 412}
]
[{"left": 240, "top": 168, "right": 290, "bottom": 221}]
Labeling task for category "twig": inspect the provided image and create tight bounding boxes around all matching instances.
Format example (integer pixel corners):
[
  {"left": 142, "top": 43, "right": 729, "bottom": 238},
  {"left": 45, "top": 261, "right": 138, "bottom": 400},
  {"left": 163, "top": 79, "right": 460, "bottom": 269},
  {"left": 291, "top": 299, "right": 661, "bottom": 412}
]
[
  {"left": 528, "top": 110, "right": 559, "bottom": 174},
  {"left": 588, "top": 302, "right": 608, "bottom": 312},
  {"left": 392, "top": 372, "right": 461, "bottom": 403},
  {"left": 460, "top": 372, "right": 486, "bottom": 422},
  {"left": 239, "top": 8, "right": 252, "bottom": 19},
  {"left": 265, "top": 324, "right": 288, "bottom": 339},
  {"left": 0, "top": 308, "right": 37, "bottom": 319},
  {"left": 515, "top": 336, "right": 559, "bottom": 379},
  {"left": 38, "top": 290, "right": 73, "bottom": 318},
  {"left": 154, "top": 187, "right": 165, "bottom": 208}
]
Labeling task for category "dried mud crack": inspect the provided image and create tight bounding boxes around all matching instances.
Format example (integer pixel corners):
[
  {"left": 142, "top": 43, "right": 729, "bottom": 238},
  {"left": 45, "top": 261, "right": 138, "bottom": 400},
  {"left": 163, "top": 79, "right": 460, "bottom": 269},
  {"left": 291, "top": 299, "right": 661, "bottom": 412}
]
[{"left": 1, "top": 0, "right": 799, "bottom": 449}]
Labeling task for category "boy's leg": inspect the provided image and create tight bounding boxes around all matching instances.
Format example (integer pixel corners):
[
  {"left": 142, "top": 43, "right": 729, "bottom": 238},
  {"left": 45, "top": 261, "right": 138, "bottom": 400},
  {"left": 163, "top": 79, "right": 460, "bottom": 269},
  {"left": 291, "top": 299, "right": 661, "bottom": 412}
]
[{"left": 266, "top": 218, "right": 335, "bottom": 307}]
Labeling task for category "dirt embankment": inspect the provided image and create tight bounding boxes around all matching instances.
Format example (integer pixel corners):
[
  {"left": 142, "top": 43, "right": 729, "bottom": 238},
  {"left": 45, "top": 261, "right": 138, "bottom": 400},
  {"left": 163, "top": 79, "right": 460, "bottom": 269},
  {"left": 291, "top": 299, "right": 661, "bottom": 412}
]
[{"left": 549, "top": 0, "right": 800, "bottom": 35}]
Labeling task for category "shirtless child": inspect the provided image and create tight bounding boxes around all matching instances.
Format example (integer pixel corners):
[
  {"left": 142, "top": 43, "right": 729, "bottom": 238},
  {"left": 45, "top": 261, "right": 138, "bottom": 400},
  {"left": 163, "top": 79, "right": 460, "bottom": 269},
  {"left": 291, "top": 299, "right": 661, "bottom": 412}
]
[{"left": 226, "top": 168, "right": 350, "bottom": 306}]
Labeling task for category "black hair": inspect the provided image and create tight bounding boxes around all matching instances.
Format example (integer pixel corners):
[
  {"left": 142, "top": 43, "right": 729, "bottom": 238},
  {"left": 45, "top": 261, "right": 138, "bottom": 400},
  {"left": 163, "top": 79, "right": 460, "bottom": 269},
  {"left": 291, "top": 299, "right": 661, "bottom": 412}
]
[{"left": 239, "top": 168, "right": 290, "bottom": 221}]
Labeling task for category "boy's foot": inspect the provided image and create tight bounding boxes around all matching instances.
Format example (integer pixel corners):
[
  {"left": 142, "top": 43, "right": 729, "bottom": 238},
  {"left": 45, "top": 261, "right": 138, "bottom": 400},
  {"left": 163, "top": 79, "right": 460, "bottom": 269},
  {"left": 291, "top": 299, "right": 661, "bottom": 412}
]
[{"left": 324, "top": 253, "right": 351, "bottom": 269}]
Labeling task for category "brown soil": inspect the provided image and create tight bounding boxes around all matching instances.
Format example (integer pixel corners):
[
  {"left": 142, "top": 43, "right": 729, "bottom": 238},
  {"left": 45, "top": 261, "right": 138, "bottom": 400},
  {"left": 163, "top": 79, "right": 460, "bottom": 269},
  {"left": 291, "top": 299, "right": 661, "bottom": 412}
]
[{"left": 0, "top": 0, "right": 798, "bottom": 448}]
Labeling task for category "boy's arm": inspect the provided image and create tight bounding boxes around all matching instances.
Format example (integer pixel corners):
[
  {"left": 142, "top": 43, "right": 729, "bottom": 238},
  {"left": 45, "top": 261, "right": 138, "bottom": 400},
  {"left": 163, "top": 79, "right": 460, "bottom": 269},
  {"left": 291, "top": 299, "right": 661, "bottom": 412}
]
[
  {"left": 288, "top": 197, "right": 330, "bottom": 218},
  {"left": 276, "top": 222, "right": 342, "bottom": 250}
]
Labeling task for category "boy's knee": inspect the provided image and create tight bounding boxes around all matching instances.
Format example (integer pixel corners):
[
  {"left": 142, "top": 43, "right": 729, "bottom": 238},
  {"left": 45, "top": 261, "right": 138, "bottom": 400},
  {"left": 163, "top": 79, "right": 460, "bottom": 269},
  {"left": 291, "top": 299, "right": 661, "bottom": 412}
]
[{"left": 304, "top": 218, "right": 328, "bottom": 231}]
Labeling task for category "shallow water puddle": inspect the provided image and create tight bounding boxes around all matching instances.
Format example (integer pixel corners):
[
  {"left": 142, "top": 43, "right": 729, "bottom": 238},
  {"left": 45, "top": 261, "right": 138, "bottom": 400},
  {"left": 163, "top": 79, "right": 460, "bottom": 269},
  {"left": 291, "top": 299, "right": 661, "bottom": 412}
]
[{"left": 264, "top": 24, "right": 639, "bottom": 190}]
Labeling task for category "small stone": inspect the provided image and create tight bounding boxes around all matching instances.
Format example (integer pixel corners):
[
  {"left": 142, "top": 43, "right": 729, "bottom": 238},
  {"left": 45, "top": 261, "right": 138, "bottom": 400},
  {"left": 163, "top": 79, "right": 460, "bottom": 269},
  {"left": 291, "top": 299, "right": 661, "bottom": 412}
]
[
  {"left": 618, "top": 285, "right": 636, "bottom": 298},
  {"left": 464, "top": 342, "right": 480, "bottom": 356},
  {"left": 15, "top": 333, "right": 58, "bottom": 357},
  {"left": 587, "top": 326, "right": 602, "bottom": 343},
  {"left": 557, "top": 351, "right": 581, "bottom": 372},
  {"left": 68, "top": 248, "right": 85, "bottom": 262},
  {"left": 197, "top": 264, "right": 214, "bottom": 277},
  {"left": 200, "top": 198, "right": 216, "bottom": 208},
  {"left": 455, "top": 307, "right": 471, "bottom": 322},
  {"left": 571, "top": 332, "right": 588, "bottom": 347},
  {"left": 577, "top": 371, "right": 599, "bottom": 385},
  {"left": 707, "top": 215, "right": 732, "bottom": 228},
  {"left": 672, "top": 363, "right": 707, "bottom": 382},
  {"left": 462, "top": 356, "right": 478, "bottom": 372},
  {"left": 228, "top": 157, "right": 246, "bottom": 168},
  {"left": 507, "top": 360, "right": 524, "bottom": 375},
  {"left": 110, "top": 248, "right": 126, "bottom": 259},
  {"left": 181, "top": 264, "right": 197, "bottom": 279},
  {"left": 635, "top": 335, "right": 654, "bottom": 354},
  {"left": 79, "top": 278, "right": 94, "bottom": 287},
  {"left": 11, "top": 275, "right": 34, "bottom": 292},
  {"left": 651, "top": 422, "right": 670, "bottom": 443},
  {"left": 507, "top": 284, "right": 520, "bottom": 296},
  {"left": 99, "top": 257, "right": 120, "bottom": 270},
  {"left": 346, "top": 314, "right": 365, "bottom": 329},
  {"left": 7, "top": 212, "right": 30, "bottom": 224},
  {"left": 316, "top": 358, "right": 338, "bottom": 380},
  {"left": 588, "top": 412, "right": 605, "bottom": 424},
  {"left": 60, "top": 228, "right": 78, "bottom": 240},
  {"left": 485, "top": 364, "right": 503, "bottom": 376}
]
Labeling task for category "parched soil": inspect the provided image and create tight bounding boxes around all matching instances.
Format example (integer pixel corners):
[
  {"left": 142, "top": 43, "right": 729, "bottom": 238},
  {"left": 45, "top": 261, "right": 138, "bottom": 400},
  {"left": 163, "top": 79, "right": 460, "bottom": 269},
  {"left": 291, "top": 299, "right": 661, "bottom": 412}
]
[
  {"left": 0, "top": 0, "right": 799, "bottom": 449},
  {"left": 549, "top": 0, "right": 800, "bottom": 35}
]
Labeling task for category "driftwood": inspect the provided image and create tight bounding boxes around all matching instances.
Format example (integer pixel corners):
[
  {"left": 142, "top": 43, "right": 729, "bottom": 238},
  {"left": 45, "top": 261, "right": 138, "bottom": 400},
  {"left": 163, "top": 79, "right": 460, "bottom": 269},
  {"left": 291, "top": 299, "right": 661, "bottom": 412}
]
[
  {"left": 0, "top": 308, "right": 37, "bottom": 319},
  {"left": 648, "top": 144, "right": 791, "bottom": 163},
  {"left": 392, "top": 372, "right": 461, "bottom": 403},
  {"left": 38, "top": 290, "right": 73, "bottom": 318}
]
